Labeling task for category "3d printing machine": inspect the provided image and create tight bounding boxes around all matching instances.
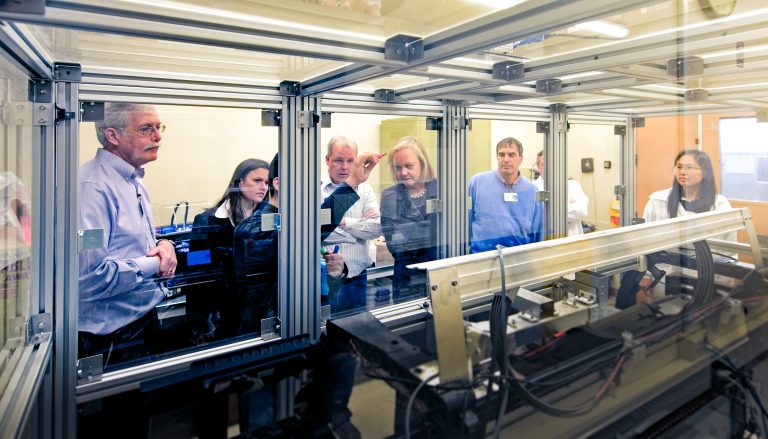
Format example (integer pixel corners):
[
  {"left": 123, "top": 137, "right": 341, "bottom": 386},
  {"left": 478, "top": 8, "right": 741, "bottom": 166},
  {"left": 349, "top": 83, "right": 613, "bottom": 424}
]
[{"left": 329, "top": 208, "right": 768, "bottom": 438}]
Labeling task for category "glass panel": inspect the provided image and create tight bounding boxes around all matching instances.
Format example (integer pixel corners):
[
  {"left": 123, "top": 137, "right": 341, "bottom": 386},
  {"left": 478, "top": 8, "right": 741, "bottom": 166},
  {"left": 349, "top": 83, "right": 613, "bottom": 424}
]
[
  {"left": 487, "top": 0, "right": 767, "bottom": 66},
  {"left": 77, "top": 104, "right": 278, "bottom": 371},
  {"left": 720, "top": 116, "right": 768, "bottom": 202},
  {"left": 0, "top": 58, "right": 34, "bottom": 396},
  {"left": 19, "top": 0, "right": 531, "bottom": 90},
  {"left": 319, "top": 113, "right": 438, "bottom": 316},
  {"left": 566, "top": 123, "right": 620, "bottom": 233},
  {"left": 467, "top": 119, "right": 545, "bottom": 252}
]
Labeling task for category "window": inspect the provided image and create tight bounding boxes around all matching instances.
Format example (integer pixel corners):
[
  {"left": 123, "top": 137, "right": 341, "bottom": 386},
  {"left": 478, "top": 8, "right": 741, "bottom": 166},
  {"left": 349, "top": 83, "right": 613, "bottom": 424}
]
[{"left": 720, "top": 117, "right": 768, "bottom": 202}]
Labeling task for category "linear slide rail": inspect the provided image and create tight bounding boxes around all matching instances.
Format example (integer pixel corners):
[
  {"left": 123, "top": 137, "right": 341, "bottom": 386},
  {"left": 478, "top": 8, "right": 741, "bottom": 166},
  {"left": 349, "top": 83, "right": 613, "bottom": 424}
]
[{"left": 410, "top": 208, "right": 759, "bottom": 382}]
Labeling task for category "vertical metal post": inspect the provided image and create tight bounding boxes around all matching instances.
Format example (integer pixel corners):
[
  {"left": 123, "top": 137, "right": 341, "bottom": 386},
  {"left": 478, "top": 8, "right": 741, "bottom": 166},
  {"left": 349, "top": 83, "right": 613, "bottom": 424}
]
[
  {"left": 619, "top": 117, "right": 638, "bottom": 226},
  {"left": 279, "top": 95, "right": 321, "bottom": 339},
  {"left": 276, "top": 96, "right": 321, "bottom": 420},
  {"left": 53, "top": 77, "right": 79, "bottom": 439},
  {"left": 439, "top": 105, "right": 469, "bottom": 257},
  {"left": 31, "top": 94, "right": 56, "bottom": 439},
  {"left": 547, "top": 104, "right": 568, "bottom": 239}
]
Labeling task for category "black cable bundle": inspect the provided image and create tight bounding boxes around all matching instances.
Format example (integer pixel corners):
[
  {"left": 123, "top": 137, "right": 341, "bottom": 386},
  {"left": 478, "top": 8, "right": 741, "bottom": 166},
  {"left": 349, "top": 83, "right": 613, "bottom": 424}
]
[
  {"left": 489, "top": 246, "right": 512, "bottom": 437},
  {"left": 689, "top": 240, "right": 716, "bottom": 308}
]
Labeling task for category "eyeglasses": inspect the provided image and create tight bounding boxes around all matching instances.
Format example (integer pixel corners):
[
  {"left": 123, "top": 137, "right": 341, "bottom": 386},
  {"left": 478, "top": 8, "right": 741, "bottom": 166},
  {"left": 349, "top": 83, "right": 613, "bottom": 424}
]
[
  {"left": 674, "top": 164, "right": 701, "bottom": 172},
  {"left": 116, "top": 124, "right": 166, "bottom": 137}
]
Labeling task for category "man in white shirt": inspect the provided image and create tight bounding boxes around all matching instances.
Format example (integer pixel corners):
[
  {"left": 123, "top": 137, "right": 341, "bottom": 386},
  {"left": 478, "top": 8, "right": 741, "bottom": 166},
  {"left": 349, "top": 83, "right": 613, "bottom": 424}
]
[
  {"left": 321, "top": 135, "right": 382, "bottom": 313},
  {"left": 533, "top": 150, "right": 590, "bottom": 236}
]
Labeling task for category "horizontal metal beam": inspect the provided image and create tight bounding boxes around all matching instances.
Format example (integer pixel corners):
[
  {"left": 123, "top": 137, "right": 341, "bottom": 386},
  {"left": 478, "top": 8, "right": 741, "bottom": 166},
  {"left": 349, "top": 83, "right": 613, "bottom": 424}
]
[
  {"left": 569, "top": 99, "right": 667, "bottom": 112},
  {"left": 412, "top": 208, "right": 756, "bottom": 304},
  {"left": 81, "top": 73, "right": 282, "bottom": 95},
  {"left": 300, "top": 0, "right": 663, "bottom": 95},
  {"left": 631, "top": 104, "right": 760, "bottom": 118},
  {"left": 321, "top": 96, "right": 443, "bottom": 116},
  {"left": 0, "top": 3, "right": 396, "bottom": 66},
  {"left": 513, "top": 11, "right": 768, "bottom": 81},
  {"left": 0, "top": 22, "right": 52, "bottom": 78}
]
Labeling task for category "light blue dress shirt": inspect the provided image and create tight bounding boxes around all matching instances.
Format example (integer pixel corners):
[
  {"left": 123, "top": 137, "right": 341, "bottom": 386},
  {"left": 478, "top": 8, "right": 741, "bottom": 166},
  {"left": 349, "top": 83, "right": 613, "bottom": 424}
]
[{"left": 78, "top": 148, "right": 165, "bottom": 335}]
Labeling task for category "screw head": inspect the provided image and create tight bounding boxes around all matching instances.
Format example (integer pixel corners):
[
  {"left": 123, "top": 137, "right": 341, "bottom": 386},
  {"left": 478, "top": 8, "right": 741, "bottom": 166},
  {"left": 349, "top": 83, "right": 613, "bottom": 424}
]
[
  {"left": 431, "top": 285, "right": 438, "bottom": 291},
  {"left": 451, "top": 280, "right": 458, "bottom": 286}
]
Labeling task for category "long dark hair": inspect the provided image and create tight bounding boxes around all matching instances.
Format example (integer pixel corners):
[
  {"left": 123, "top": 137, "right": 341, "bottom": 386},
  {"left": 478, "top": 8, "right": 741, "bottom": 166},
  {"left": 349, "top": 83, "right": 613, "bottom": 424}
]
[
  {"left": 216, "top": 158, "right": 269, "bottom": 223},
  {"left": 667, "top": 149, "right": 717, "bottom": 218}
]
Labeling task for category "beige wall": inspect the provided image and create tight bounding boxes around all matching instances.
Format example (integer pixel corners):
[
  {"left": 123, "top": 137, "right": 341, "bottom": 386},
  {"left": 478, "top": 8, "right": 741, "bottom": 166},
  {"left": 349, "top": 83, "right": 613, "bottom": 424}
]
[
  {"left": 80, "top": 105, "right": 278, "bottom": 228},
  {"left": 483, "top": 120, "right": 620, "bottom": 230},
  {"left": 568, "top": 123, "right": 622, "bottom": 230},
  {"left": 77, "top": 108, "right": 638, "bottom": 234}
]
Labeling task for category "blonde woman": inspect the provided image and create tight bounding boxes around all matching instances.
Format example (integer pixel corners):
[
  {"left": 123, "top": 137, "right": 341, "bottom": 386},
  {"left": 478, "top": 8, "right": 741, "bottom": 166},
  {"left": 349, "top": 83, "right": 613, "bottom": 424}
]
[{"left": 380, "top": 136, "right": 439, "bottom": 303}]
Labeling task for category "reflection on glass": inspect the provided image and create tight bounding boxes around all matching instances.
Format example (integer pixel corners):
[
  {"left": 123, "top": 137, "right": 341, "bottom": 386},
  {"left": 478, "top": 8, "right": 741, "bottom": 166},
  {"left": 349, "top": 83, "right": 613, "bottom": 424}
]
[
  {"left": 0, "top": 62, "right": 33, "bottom": 397},
  {"left": 380, "top": 137, "right": 439, "bottom": 303}
]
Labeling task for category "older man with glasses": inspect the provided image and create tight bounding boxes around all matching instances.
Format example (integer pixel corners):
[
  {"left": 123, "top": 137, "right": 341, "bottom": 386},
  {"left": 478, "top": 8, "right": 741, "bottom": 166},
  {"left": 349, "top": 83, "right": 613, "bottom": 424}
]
[{"left": 77, "top": 102, "right": 177, "bottom": 369}]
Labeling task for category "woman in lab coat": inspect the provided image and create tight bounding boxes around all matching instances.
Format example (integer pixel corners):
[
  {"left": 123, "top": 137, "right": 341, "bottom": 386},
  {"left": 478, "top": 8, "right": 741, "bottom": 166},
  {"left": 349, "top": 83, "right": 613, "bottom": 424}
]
[
  {"left": 643, "top": 149, "right": 732, "bottom": 222},
  {"left": 621, "top": 149, "right": 736, "bottom": 309}
]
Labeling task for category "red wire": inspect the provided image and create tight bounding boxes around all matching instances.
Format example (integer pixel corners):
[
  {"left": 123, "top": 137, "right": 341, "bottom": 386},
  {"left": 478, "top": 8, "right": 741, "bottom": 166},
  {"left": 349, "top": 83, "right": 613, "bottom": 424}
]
[{"left": 596, "top": 355, "right": 626, "bottom": 399}]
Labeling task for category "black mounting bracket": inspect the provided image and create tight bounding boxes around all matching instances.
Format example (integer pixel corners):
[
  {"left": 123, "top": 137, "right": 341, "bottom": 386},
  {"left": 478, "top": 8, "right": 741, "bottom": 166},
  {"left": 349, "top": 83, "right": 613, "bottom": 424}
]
[
  {"left": 492, "top": 61, "right": 524, "bottom": 81},
  {"left": 384, "top": 35, "right": 423, "bottom": 63}
]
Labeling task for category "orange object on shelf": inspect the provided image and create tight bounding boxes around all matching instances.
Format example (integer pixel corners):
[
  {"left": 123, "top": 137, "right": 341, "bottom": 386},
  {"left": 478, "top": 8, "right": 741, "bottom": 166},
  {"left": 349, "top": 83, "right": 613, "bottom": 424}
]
[{"left": 609, "top": 199, "right": 621, "bottom": 227}]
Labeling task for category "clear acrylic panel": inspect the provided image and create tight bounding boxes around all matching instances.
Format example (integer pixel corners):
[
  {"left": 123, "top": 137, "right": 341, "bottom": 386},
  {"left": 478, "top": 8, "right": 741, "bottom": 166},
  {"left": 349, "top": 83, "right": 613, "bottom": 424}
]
[
  {"left": 320, "top": 112, "right": 439, "bottom": 317},
  {"left": 466, "top": 119, "right": 546, "bottom": 252},
  {"left": 565, "top": 123, "right": 620, "bottom": 233},
  {"left": 0, "top": 56, "right": 34, "bottom": 397},
  {"left": 77, "top": 103, "right": 279, "bottom": 371}
]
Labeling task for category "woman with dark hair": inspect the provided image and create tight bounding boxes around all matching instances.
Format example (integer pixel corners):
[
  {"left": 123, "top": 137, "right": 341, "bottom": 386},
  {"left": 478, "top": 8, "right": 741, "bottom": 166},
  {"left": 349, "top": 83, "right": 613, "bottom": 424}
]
[
  {"left": 192, "top": 158, "right": 270, "bottom": 249},
  {"left": 380, "top": 136, "right": 440, "bottom": 303},
  {"left": 618, "top": 149, "right": 737, "bottom": 309},
  {"left": 643, "top": 149, "right": 732, "bottom": 222},
  {"left": 188, "top": 158, "right": 270, "bottom": 341}
]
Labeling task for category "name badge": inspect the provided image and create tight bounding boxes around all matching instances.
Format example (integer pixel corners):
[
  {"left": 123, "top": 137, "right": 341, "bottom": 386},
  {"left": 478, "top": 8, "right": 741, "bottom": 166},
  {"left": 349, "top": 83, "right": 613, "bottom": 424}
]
[{"left": 504, "top": 192, "right": 518, "bottom": 202}]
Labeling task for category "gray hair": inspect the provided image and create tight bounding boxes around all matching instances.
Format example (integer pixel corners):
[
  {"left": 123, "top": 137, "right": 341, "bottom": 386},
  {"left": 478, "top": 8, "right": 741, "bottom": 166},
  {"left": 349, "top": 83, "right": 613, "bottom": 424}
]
[
  {"left": 95, "top": 102, "right": 156, "bottom": 147},
  {"left": 326, "top": 135, "right": 358, "bottom": 157}
]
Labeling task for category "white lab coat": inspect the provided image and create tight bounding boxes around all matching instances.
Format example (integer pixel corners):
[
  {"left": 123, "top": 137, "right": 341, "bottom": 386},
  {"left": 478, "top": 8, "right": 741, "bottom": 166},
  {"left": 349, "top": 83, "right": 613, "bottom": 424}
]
[
  {"left": 533, "top": 176, "right": 589, "bottom": 236},
  {"left": 643, "top": 187, "right": 737, "bottom": 257}
]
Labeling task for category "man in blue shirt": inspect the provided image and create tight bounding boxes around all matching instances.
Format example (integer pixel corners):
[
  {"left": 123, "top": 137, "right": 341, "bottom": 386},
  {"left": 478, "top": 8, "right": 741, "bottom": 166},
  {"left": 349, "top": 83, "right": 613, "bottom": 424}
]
[
  {"left": 468, "top": 137, "right": 544, "bottom": 253},
  {"left": 78, "top": 102, "right": 177, "bottom": 367}
]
